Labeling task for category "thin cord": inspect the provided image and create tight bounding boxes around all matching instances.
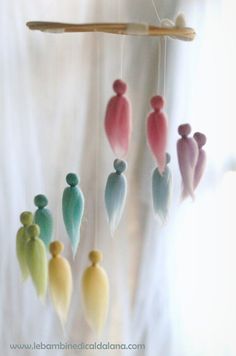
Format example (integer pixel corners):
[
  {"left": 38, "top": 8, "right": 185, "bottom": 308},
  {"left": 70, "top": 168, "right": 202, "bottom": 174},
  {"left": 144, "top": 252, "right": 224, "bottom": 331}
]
[
  {"left": 157, "top": 39, "right": 162, "bottom": 94},
  {"left": 94, "top": 32, "right": 101, "bottom": 249},
  {"left": 151, "top": 0, "right": 162, "bottom": 94},
  {"left": 151, "top": 0, "right": 161, "bottom": 24},
  {"left": 157, "top": 37, "right": 167, "bottom": 97},
  {"left": 163, "top": 36, "right": 167, "bottom": 98},
  {"left": 118, "top": 0, "right": 126, "bottom": 80},
  {"left": 120, "top": 36, "right": 126, "bottom": 79},
  {"left": 151, "top": 0, "right": 168, "bottom": 97}
]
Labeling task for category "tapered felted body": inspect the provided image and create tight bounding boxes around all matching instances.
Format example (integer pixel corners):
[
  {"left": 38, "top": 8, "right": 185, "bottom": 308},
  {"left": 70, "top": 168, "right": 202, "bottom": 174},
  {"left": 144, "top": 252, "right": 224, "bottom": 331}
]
[
  {"left": 104, "top": 79, "right": 132, "bottom": 157},
  {"left": 25, "top": 224, "right": 48, "bottom": 300},
  {"left": 81, "top": 251, "right": 109, "bottom": 335},
  {"left": 105, "top": 159, "right": 127, "bottom": 234},
  {"left": 177, "top": 124, "right": 198, "bottom": 199},
  {"left": 147, "top": 96, "right": 168, "bottom": 174},
  {"left": 152, "top": 158, "right": 172, "bottom": 223},
  {"left": 16, "top": 212, "right": 33, "bottom": 281},
  {"left": 49, "top": 241, "right": 72, "bottom": 325},
  {"left": 62, "top": 173, "right": 84, "bottom": 257},
  {"left": 34, "top": 195, "right": 53, "bottom": 248},
  {"left": 193, "top": 132, "right": 207, "bottom": 190}
]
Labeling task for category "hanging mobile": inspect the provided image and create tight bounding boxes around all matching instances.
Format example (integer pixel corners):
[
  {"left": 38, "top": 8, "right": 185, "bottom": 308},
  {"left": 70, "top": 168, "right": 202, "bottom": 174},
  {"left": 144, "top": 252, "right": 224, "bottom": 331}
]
[
  {"left": 16, "top": 211, "right": 34, "bottom": 281},
  {"left": 147, "top": 96, "right": 168, "bottom": 175},
  {"left": 25, "top": 224, "right": 48, "bottom": 300},
  {"left": 81, "top": 250, "right": 109, "bottom": 334},
  {"left": 62, "top": 173, "right": 85, "bottom": 258},
  {"left": 177, "top": 124, "right": 198, "bottom": 200},
  {"left": 152, "top": 153, "right": 172, "bottom": 223},
  {"left": 193, "top": 132, "right": 207, "bottom": 191},
  {"left": 49, "top": 241, "right": 73, "bottom": 325},
  {"left": 105, "top": 159, "right": 127, "bottom": 235},
  {"left": 34, "top": 194, "right": 53, "bottom": 248},
  {"left": 104, "top": 79, "right": 132, "bottom": 158}
]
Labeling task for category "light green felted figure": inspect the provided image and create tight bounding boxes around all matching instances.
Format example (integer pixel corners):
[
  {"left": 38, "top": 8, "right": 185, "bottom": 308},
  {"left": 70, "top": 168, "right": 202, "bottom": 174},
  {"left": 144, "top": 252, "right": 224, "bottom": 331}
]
[
  {"left": 25, "top": 224, "right": 48, "bottom": 301},
  {"left": 16, "top": 211, "right": 34, "bottom": 281},
  {"left": 34, "top": 194, "right": 53, "bottom": 249}
]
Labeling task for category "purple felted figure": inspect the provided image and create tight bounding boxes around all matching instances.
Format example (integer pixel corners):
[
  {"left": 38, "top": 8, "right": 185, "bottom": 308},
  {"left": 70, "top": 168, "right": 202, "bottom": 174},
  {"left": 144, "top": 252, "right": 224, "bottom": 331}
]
[
  {"left": 193, "top": 132, "right": 207, "bottom": 191},
  {"left": 104, "top": 79, "right": 132, "bottom": 158},
  {"left": 177, "top": 124, "right": 198, "bottom": 200},
  {"left": 147, "top": 96, "right": 168, "bottom": 175}
]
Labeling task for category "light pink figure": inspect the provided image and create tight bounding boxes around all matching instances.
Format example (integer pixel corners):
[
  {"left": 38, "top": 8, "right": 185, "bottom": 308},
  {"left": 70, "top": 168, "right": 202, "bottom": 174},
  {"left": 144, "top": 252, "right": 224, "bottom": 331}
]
[
  {"left": 177, "top": 124, "right": 198, "bottom": 200},
  {"left": 104, "top": 79, "right": 132, "bottom": 158},
  {"left": 146, "top": 96, "right": 168, "bottom": 175},
  {"left": 193, "top": 132, "right": 207, "bottom": 190}
]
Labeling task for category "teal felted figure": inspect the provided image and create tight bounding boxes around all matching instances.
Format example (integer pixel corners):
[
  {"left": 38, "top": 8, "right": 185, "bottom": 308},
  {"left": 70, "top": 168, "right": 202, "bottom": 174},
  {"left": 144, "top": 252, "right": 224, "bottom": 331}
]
[
  {"left": 105, "top": 159, "right": 127, "bottom": 235},
  {"left": 62, "top": 173, "right": 85, "bottom": 257},
  {"left": 16, "top": 211, "right": 34, "bottom": 281},
  {"left": 34, "top": 194, "right": 53, "bottom": 248},
  {"left": 152, "top": 153, "right": 172, "bottom": 224}
]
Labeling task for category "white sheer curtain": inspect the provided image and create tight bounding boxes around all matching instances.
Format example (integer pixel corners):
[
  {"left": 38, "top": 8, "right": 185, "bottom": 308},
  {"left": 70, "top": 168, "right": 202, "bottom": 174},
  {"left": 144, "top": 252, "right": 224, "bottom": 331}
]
[{"left": 1, "top": 0, "right": 235, "bottom": 355}]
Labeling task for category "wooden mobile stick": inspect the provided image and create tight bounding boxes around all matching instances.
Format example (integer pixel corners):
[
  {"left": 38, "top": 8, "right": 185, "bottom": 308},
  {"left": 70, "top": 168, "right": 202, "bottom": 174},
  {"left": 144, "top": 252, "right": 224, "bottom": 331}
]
[{"left": 26, "top": 22, "right": 196, "bottom": 41}]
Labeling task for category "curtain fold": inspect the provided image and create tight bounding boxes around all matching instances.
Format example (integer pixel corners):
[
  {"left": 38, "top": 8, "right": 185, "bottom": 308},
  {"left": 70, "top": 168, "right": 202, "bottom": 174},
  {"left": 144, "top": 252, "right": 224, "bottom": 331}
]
[{"left": 1, "top": 1, "right": 232, "bottom": 356}]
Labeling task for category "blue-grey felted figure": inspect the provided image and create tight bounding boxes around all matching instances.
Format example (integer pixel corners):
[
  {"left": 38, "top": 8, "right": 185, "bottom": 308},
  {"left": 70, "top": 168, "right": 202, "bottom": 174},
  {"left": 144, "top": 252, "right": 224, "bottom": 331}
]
[
  {"left": 152, "top": 153, "right": 172, "bottom": 224},
  {"left": 62, "top": 173, "right": 84, "bottom": 257},
  {"left": 34, "top": 194, "right": 53, "bottom": 248},
  {"left": 105, "top": 159, "right": 127, "bottom": 235}
]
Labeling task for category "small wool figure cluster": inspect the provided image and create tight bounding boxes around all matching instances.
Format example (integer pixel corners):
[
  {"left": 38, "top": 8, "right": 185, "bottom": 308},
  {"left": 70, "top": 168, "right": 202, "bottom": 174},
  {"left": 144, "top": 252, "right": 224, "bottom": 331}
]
[
  {"left": 104, "top": 80, "right": 207, "bottom": 225},
  {"left": 16, "top": 174, "right": 108, "bottom": 334},
  {"left": 16, "top": 79, "right": 206, "bottom": 334}
]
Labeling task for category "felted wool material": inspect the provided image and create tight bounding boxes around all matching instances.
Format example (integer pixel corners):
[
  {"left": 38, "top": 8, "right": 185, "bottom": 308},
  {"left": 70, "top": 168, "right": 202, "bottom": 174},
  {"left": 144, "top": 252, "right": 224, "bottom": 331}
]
[
  {"left": 152, "top": 153, "right": 172, "bottom": 223},
  {"left": 147, "top": 96, "right": 168, "bottom": 175},
  {"left": 49, "top": 241, "right": 73, "bottom": 326},
  {"left": 25, "top": 224, "right": 48, "bottom": 300},
  {"left": 177, "top": 124, "right": 198, "bottom": 200},
  {"left": 104, "top": 79, "right": 132, "bottom": 158},
  {"left": 16, "top": 212, "right": 33, "bottom": 281},
  {"left": 81, "top": 251, "right": 109, "bottom": 335},
  {"left": 34, "top": 194, "right": 53, "bottom": 248},
  {"left": 193, "top": 132, "right": 207, "bottom": 190},
  {"left": 105, "top": 159, "right": 127, "bottom": 235},
  {"left": 62, "top": 173, "right": 84, "bottom": 258}
]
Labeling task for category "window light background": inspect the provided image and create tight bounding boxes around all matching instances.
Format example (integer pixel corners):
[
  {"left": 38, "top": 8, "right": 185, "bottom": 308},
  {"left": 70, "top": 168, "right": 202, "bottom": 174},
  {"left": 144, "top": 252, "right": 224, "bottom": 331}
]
[{"left": 1, "top": 0, "right": 236, "bottom": 355}]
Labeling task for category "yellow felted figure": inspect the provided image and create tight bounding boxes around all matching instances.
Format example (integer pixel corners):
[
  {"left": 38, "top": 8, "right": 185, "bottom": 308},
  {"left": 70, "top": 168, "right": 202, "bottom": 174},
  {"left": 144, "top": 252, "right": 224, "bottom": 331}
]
[
  {"left": 16, "top": 211, "right": 33, "bottom": 281},
  {"left": 25, "top": 224, "right": 48, "bottom": 301},
  {"left": 81, "top": 250, "right": 109, "bottom": 334},
  {"left": 49, "top": 241, "right": 73, "bottom": 325}
]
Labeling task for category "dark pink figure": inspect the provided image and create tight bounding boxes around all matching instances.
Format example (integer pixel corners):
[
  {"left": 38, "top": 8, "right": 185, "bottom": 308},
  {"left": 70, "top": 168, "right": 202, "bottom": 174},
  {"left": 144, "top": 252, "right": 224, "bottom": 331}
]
[
  {"left": 193, "top": 132, "right": 207, "bottom": 190},
  {"left": 177, "top": 124, "right": 198, "bottom": 200},
  {"left": 147, "top": 96, "right": 168, "bottom": 175},
  {"left": 104, "top": 79, "right": 132, "bottom": 158}
]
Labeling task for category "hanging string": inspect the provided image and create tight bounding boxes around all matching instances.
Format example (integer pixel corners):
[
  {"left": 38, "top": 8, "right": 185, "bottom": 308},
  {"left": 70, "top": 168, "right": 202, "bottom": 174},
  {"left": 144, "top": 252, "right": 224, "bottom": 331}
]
[
  {"left": 157, "top": 37, "right": 168, "bottom": 96},
  {"left": 151, "top": 0, "right": 161, "bottom": 24},
  {"left": 151, "top": 0, "right": 167, "bottom": 97},
  {"left": 163, "top": 36, "right": 167, "bottom": 98},
  {"left": 94, "top": 32, "right": 101, "bottom": 249},
  {"left": 120, "top": 36, "right": 126, "bottom": 79},
  {"left": 118, "top": 0, "right": 126, "bottom": 79}
]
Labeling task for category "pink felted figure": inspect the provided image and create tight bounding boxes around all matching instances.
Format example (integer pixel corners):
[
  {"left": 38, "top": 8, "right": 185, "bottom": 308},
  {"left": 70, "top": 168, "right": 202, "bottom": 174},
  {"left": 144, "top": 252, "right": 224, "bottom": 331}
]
[
  {"left": 193, "top": 132, "right": 207, "bottom": 190},
  {"left": 177, "top": 124, "right": 198, "bottom": 200},
  {"left": 146, "top": 96, "right": 168, "bottom": 175},
  {"left": 104, "top": 79, "right": 132, "bottom": 158}
]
